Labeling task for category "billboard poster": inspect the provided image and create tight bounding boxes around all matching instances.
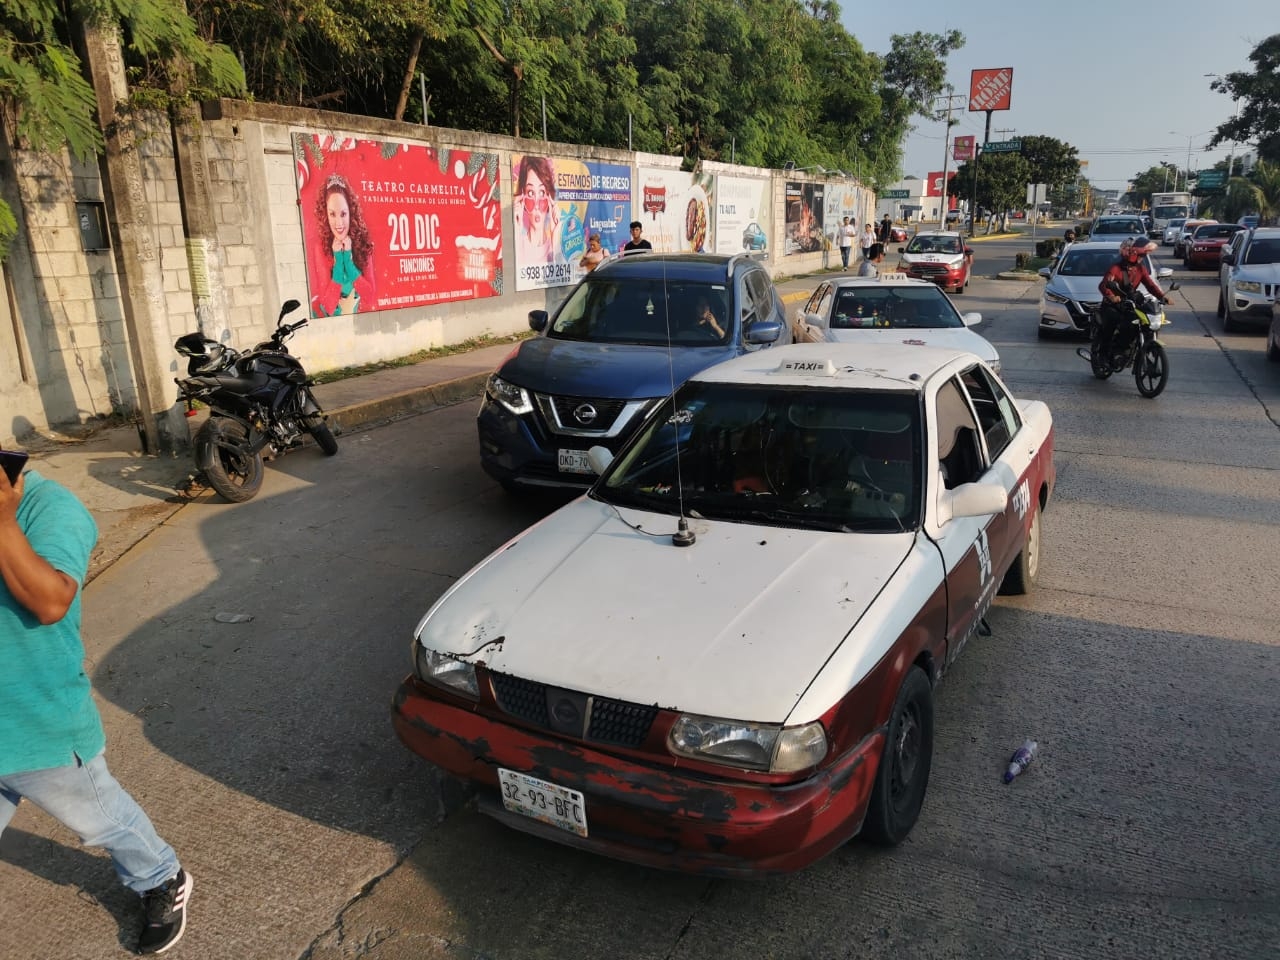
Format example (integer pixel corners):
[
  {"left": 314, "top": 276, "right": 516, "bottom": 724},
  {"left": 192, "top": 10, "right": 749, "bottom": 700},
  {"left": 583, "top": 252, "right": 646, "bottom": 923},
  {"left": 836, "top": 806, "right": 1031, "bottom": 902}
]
[
  {"left": 511, "top": 154, "right": 634, "bottom": 291},
  {"left": 822, "top": 183, "right": 862, "bottom": 250},
  {"left": 293, "top": 134, "right": 502, "bottom": 318},
  {"left": 784, "top": 182, "right": 825, "bottom": 255},
  {"left": 713, "top": 175, "right": 771, "bottom": 254},
  {"left": 953, "top": 135, "right": 976, "bottom": 161},
  {"left": 968, "top": 68, "right": 1013, "bottom": 112},
  {"left": 635, "top": 166, "right": 715, "bottom": 254}
]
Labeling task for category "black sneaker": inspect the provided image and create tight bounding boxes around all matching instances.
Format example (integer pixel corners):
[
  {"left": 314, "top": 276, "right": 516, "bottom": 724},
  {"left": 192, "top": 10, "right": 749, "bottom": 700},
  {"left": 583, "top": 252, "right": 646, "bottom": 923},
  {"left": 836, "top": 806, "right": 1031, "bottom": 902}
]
[{"left": 137, "top": 869, "right": 193, "bottom": 954}]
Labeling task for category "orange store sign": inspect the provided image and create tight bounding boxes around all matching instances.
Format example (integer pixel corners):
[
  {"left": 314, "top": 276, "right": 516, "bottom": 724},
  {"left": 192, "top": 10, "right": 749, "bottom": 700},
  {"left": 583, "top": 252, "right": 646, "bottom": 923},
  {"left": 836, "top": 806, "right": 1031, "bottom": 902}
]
[{"left": 968, "top": 68, "right": 1013, "bottom": 112}]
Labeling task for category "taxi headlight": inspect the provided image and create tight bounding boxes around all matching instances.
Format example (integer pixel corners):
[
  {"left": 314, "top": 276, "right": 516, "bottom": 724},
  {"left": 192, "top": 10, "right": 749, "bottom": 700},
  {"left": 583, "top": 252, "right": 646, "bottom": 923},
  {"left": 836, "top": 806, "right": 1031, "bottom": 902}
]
[
  {"left": 415, "top": 644, "right": 479, "bottom": 698},
  {"left": 485, "top": 374, "right": 533, "bottom": 415},
  {"left": 668, "top": 714, "right": 828, "bottom": 773},
  {"left": 1235, "top": 280, "right": 1262, "bottom": 294}
]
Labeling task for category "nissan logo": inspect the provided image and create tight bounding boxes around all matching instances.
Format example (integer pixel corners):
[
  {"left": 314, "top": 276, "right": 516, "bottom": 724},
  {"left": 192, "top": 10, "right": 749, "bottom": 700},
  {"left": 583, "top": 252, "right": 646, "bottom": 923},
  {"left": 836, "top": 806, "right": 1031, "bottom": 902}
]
[
  {"left": 551, "top": 698, "right": 580, "bottom": 727},
  {"left": 573, "top": 403, "right": 598, "bottom": 425}
]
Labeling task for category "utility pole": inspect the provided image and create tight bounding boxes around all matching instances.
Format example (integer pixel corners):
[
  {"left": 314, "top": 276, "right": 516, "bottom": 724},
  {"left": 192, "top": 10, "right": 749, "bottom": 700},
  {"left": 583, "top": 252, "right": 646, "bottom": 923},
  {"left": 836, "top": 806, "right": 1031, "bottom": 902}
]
[{"left": 934, "top": 86, "right": 965, "bottom": 227}]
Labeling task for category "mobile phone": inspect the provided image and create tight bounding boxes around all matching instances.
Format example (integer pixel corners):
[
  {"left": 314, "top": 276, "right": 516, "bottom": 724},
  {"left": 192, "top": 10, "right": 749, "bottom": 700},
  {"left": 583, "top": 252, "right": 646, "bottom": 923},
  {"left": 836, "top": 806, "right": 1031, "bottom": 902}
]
[{"left": 0, "top": 449, "right": 30, "bottom": 485}]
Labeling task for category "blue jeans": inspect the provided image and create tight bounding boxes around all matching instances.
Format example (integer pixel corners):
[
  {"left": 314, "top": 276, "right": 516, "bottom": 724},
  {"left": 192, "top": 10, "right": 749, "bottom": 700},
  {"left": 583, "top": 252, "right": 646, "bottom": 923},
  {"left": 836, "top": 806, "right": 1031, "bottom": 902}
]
[
  {"left": 0, "top": 751, "right": 179, "bottom": 893},
  {"left": 840, "top": 246, "right": 850, "bottom": 268}
]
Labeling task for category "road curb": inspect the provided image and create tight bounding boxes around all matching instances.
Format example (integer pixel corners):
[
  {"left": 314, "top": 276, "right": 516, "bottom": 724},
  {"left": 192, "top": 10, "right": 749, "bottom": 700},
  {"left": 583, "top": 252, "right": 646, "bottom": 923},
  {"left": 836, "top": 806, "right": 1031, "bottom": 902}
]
[{"left": 326, "top": 373, "right": 490, "bottom": 435}]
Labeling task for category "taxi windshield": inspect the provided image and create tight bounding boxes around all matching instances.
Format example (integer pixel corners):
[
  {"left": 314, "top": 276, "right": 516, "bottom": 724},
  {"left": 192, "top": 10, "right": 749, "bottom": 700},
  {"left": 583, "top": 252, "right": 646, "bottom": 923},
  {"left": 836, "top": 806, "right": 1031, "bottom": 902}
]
[
  {"left": 595, "top": 381, "right": 923, "bottom": 532},
  {"left": 829, "top": 286, "right": 963, "bottom": 329},
  {"left": 905, "top": 236, "right": 963, "bottom": 255}
]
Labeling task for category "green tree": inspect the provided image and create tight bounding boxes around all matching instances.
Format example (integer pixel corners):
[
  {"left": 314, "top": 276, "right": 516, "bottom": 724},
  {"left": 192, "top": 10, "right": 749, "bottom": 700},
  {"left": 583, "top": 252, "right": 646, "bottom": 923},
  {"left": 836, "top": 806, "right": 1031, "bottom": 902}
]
[
  {"left": 1123, "top": 164, "right": 1184, "bottom": 209},
  {"left": 1209, "top": 33, "right": 1280, "bottom": 166},
  {"left": 1, "top": 0, "right": 243, "bottom": 258},
  {"left": 952, "top": 152, "right": 1031, "bottom": 223},
  {"left": 1018, "top": 135, "right": 1081, "bottom": 192}
]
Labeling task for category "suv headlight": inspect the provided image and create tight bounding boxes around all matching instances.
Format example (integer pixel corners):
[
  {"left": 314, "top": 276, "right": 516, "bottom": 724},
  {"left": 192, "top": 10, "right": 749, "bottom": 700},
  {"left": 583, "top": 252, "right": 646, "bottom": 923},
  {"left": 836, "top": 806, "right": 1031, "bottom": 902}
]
[
  {"left": 1234, "top": 280, "right": 1262, "bottom": 294},
  {"left": 415, "top": 644, "right": 479, "bottom": 698},
  {"left": 485, "top": 374, "right": 533, "bottom": 415},
  {"left": 668, "top": 714, "right": 828, "bottom": 773}
]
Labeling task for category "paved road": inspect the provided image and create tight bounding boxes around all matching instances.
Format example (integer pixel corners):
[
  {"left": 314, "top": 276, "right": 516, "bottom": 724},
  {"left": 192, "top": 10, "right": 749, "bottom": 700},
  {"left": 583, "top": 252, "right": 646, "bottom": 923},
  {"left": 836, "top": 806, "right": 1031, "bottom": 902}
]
[{"left": 2, "top": 266, "right": 1277, "bottom": 960}]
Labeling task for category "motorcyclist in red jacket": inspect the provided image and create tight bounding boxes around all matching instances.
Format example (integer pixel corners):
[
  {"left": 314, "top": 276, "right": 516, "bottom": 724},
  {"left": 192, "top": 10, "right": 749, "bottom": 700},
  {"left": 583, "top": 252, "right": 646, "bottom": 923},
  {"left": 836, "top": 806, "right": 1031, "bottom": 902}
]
[{"left": 1096, "top": 237, "right": 1169, "bottom": 361}]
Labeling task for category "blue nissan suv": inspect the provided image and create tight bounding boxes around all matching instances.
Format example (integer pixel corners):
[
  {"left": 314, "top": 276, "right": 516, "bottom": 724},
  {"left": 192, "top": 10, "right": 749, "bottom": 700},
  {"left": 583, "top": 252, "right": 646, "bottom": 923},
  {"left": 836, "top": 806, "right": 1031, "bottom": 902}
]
[{"left": 478, "top": 252, "right": 790, "bottom": 492}]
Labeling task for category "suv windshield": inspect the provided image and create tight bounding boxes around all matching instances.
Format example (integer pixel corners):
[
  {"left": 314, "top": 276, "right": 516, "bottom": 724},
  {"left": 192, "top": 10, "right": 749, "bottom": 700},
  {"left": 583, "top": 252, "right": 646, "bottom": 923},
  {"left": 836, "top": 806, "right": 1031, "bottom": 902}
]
[
  {"left": 905, "top": 236, "right": 963, "bottom": 255},
  {"left": 550, "top": 277, "right": 731, "bottom": 346},
  {"left": 830, "top": 286, "right": 963, "bottom": 329},
  {"left": 1094, "top": 219, "right": 1144, "bottom": 235},
  {"left": 596, "top": 382, "right": 922, "bottom": 532},
  {"left": 1243, "top": 237, "right": 1280, "bottom": 265}
]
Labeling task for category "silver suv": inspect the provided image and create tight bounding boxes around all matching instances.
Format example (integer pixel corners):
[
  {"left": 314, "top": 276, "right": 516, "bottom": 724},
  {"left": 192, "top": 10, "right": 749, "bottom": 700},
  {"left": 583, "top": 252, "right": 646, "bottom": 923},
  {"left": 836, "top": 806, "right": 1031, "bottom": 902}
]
[{"left": 1218, "top": 227, "right": 1280, "bottom": 332}]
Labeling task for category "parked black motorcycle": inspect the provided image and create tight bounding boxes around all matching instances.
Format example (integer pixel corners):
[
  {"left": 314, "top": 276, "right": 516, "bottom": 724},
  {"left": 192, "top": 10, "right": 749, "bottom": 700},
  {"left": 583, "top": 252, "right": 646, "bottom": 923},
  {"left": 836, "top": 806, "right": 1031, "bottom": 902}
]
[
  {"left": 174, "top": 299, "right": 336, "bottom": 502},
  {"left": 1077, "top": 281, "right": 1179, "bottom": 399}
]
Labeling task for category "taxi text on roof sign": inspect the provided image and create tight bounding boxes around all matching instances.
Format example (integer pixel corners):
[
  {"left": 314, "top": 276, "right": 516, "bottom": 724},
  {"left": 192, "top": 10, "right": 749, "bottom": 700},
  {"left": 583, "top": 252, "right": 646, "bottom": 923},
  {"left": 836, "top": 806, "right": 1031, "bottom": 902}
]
[{"left": 776, "top": 358, "right": 838, "bottom": 376}]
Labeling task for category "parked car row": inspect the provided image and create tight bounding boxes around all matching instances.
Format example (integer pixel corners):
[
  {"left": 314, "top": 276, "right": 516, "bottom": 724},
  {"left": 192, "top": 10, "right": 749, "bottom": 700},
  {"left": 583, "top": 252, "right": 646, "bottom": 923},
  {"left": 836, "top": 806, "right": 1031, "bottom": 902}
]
[
  {"left": 391, "top": 246, "right": 1053, "bottom": 878},
  {"left": 1217, "top": 226, "right": 1280, "bottom": 345}
]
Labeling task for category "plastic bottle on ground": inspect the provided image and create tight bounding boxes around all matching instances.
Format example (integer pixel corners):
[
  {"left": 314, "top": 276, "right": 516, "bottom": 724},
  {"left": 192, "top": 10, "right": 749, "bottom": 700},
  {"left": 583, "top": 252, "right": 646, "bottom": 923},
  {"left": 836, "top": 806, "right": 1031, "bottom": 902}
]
[{"left": 1003, "top": 739, "right": 1037, "bottom": 783}]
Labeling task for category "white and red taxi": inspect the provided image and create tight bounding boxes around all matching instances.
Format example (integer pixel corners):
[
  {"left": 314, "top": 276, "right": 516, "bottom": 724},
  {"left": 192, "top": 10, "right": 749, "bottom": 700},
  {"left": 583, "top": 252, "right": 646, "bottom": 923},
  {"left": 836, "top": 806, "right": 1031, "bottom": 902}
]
[{"left": 393, "top": 342, "right": 1055, "bottom": 877}]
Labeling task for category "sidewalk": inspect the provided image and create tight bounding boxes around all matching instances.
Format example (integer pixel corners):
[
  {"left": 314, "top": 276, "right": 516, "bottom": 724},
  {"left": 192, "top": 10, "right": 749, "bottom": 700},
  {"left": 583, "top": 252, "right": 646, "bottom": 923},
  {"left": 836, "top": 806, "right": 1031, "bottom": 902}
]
[{"left": 19, "top": 341, "right": 517, "bottom": 583}]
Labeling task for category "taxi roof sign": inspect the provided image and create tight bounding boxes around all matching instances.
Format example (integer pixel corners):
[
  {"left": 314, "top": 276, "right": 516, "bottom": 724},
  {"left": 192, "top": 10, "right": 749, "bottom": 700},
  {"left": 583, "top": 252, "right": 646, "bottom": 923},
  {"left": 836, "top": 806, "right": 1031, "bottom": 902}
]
[{"left": 776, "top": 357, "right": 838, "bottom": 377}]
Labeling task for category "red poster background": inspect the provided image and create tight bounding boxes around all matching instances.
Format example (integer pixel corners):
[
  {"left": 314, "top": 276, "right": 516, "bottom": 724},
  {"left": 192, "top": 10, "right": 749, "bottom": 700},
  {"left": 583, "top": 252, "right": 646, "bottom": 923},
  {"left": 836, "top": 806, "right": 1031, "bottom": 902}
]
[
  {"left": 953, "top": 135, "right": 976, "bottom": 161},
  {"left": 294, "top": 135, "right": 502, "bottom": 318},
  {"left": 925, "top": 171, "right": 955, "bottom": 197}
]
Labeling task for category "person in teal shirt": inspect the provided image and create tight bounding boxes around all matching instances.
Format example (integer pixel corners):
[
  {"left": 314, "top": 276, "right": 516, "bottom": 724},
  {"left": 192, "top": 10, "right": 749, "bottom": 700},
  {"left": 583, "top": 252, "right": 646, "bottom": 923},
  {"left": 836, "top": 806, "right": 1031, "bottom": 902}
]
[{"left": 0, "top": 463, "right": 192, "bottom": 955}]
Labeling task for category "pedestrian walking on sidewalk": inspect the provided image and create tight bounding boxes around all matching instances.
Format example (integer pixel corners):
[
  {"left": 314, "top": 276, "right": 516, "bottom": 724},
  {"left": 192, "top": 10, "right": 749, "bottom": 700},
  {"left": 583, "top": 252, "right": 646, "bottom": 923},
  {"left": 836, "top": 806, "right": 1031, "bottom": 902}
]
[
  {"left": 0, "top": 459, "right": 192, "bottom": 955},
  {"left": 861, "top": 222, "right": 877, "bottom": 262},
  {"left": 838, "top": 217, "right": 855, "bottom": 269}
]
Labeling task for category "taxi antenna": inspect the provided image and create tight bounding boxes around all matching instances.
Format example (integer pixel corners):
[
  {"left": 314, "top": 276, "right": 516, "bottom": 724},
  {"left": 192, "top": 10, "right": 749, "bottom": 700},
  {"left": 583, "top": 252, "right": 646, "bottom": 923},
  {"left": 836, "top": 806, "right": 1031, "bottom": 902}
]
[{"left": 661, "top": 256, "right": 696, "bottom": 547}]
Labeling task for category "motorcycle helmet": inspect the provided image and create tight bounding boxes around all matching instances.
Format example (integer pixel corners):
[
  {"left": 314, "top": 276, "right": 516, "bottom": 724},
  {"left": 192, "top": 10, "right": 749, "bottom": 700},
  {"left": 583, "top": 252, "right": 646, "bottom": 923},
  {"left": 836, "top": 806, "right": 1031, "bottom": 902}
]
[{"left": 174, "top": 333, "right": 228, "bottom": 374}]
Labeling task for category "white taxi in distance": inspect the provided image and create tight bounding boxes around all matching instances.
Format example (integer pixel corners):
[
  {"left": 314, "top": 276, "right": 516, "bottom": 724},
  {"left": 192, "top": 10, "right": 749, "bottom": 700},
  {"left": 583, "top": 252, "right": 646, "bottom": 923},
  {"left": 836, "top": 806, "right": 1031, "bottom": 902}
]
[
  {"left": 792, "top": 275, "right": 1001, "bottom": 372},
  {"left": 393, "top": 343, "right": 1056, "bottom": 877}
]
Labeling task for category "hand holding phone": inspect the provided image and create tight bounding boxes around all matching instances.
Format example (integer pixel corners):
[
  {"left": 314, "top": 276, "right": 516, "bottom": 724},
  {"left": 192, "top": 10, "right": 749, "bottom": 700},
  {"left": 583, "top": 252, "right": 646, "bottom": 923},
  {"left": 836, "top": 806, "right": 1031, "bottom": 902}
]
[{"left": 1, "top": 448, "right": 30, "bottom": 486}]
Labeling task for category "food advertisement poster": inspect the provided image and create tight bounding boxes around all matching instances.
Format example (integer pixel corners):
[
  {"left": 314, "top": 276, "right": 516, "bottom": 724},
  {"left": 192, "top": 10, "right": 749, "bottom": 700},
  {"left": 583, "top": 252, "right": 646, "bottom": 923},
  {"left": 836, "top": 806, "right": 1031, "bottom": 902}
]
[
  {"left": 511, "top": 154, "right": 633, "bottom": 291},
  {"left": 713, "top": 176, "right": 772, "bottom": 255},
  {"left": 784, "top": 182, "right": 825, "bottom": 255},
  {"left": 293, "top": 134, "right": 502, "bottom": 318},
  {"left": 635, "top": 166, "right": 715, "bottom": 254},
  {"left": 822, "top": 183, "right": 864, "bottom": 249}
]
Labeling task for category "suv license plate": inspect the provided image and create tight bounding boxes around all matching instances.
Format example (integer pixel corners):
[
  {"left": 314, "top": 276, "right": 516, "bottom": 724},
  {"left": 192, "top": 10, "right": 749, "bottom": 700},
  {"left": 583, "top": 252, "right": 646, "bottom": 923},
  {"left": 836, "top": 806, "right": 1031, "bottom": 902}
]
[
  {"left": 498, "top": 768, "right": 588, "bottom": 837},
  {"left": 558, "top": 449, "right": 593, "bottom": 474}
]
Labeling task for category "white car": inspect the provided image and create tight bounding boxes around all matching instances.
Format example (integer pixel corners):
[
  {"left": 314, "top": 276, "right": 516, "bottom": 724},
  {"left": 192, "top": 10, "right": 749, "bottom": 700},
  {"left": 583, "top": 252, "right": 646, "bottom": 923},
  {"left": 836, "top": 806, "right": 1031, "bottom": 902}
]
[
  {"left": 1038, "top": 240, "right": 1171, "bottom": 338},
  {"left": 791, "top": 276, "right": 1000, "bottom": 372},
  {"left": 393, "top": 342, "right": 1057, "bottom": 876},
  {"left": 1162, "top": 217, "right": 1187, "bottom": 246}
]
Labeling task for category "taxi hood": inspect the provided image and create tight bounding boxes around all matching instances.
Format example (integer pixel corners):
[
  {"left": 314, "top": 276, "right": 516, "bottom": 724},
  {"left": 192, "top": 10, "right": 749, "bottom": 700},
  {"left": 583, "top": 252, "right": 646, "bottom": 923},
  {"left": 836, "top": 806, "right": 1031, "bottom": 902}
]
[
  {"left": 499, "top": 337, "right": 737, "bottom": 400},
  {"left": 417, "top": 498, "right": 916, "bottom": 724}
]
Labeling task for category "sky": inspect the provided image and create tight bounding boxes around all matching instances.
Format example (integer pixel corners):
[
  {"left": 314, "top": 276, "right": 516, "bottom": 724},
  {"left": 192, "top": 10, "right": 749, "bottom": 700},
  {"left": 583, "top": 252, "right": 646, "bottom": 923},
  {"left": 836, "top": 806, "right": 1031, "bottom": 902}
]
[{"left": 837, "top": 1, "right": 1274, "bottom": 194}]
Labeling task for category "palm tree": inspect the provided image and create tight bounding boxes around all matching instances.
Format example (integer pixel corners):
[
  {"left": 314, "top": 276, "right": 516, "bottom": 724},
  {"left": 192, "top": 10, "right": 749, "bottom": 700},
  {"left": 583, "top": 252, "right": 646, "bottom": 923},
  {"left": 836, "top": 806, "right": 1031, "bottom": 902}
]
[{"left": 1239, "top": 159, "right": 1280, "bottom": 225}]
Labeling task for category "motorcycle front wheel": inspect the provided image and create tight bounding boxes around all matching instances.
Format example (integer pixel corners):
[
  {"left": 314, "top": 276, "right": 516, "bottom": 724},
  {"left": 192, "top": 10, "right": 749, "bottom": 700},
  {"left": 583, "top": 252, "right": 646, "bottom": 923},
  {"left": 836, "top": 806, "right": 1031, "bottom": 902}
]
[
  {"left": 1134, "top": 341, "right": 1169, "bottom": 398},
  {"left": 199, "top": 418, "right": 265, "bottom": 502},
  {"left": 301, "top": 390, "right": 338, "bottom": 455}
]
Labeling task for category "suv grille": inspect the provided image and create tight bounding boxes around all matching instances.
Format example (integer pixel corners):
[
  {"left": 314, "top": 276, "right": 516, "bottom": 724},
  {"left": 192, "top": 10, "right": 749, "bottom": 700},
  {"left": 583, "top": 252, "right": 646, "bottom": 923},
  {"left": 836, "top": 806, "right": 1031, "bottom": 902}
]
[
  {"left": 546, "top": 395, "right": 626, "bottom": 431},
  {"left": 490, "top": 672, "right": 658, "bottom": 749}
]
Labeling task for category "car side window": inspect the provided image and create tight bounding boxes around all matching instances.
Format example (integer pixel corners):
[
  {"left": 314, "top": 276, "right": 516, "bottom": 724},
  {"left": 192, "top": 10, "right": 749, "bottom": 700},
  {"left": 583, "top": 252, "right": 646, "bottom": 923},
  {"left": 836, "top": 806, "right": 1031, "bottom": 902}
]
[
  {"left": 935, "top": 378, "right": 984, "bottom": 490},
  {"left": 803, "top": 282, "right": 830, "bottom": 316},
  {"left": 959, "top": 365, "right": 1019, "bottom": 460},
  {"left": 745, "top": 270, "right": 775, "bottom": 325}
]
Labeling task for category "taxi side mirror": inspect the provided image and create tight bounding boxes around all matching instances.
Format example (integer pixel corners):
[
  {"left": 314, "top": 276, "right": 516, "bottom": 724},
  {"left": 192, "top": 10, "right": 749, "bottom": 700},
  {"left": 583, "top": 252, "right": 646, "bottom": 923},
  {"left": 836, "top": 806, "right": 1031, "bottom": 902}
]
[
  {"left": 945, "top": 481, "right": 1008, "bottom": 522},
  {"left": 586, "top": 446, "right": 613, "bottom": 476}
]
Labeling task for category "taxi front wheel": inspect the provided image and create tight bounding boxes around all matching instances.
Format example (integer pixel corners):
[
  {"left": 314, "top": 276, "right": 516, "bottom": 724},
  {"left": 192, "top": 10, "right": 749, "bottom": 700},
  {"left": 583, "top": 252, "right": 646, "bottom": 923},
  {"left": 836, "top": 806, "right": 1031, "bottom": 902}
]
[{"left": 860, "top": 666, "right": 933, "bottom": 846}]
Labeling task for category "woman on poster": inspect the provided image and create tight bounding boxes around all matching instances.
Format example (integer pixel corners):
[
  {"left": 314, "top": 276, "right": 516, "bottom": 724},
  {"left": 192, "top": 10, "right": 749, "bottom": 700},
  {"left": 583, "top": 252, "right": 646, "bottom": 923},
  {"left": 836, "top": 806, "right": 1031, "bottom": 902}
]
[
  {"left": 310, "top": 174, "right": 376, "bottom": 317},
  {"left": 514, "top": 156, "right": 560, "bottom": 267}
]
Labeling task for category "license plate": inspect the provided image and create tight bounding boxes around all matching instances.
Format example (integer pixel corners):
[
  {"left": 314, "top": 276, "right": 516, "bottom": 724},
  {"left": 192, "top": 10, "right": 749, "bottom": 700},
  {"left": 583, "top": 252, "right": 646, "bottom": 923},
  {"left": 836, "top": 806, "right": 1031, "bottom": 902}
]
[
  {"left": 557, "top": 448, "right": 593, "bottom": 474},
  {"left": 498, "top": 768, "right": 588, "bottom": 837}
]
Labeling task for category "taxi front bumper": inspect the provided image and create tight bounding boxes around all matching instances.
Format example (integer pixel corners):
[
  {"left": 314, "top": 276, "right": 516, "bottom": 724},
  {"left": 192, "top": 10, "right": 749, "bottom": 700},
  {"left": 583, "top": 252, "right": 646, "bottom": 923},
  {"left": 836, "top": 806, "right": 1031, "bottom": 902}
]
[{"left": 392, "top": 676, "right": 884, "bottom": 878}]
